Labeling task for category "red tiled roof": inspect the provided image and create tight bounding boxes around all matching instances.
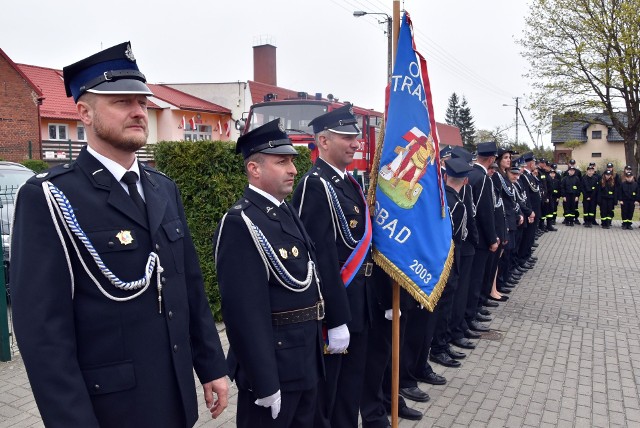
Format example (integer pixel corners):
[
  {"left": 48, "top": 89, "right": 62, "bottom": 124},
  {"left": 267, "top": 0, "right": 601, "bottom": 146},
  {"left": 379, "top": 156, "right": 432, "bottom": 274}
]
[
  {"left": 248, "top": 80, "right": 303, "bottom": 105},
  {"left": 0, "top": 49, "right": 43, "bottom": 98},
  {"left": 149, "top": 84, "right": 230, "bottom": 114},
  {"left": 18, "top": 64, "right": 78, "bottom": 120},
  {"left": 17, "top": 64, "right": 163, "bottom": 121},
  {"left": 436, "top": 123, "right": 463, "bottom": 147}
]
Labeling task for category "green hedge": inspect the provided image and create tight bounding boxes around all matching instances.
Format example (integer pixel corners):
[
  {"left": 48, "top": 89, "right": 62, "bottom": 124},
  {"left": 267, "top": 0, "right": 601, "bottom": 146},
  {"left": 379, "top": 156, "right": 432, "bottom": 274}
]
[
  {"left": 154, "top": 140, "right": 313, "bottom": 320},
  {"left": 21, "top": 159, "right": 49, "bottom": 173}
]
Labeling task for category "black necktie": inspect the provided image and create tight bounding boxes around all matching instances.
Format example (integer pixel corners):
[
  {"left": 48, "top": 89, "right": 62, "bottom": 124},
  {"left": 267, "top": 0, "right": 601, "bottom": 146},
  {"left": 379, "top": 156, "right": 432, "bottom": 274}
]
[
  {"left": 280, "top": 202, "right": 293, "bottom": 218},
  {"left": 121, "top": 171, "right": 147, "bottom": 218}
]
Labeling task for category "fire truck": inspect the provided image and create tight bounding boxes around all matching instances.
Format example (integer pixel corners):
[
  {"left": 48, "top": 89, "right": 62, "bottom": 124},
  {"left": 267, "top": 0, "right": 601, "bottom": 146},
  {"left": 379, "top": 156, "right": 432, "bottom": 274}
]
[{"left": 238, "top": 93, "right": 383, "bottom": 186}]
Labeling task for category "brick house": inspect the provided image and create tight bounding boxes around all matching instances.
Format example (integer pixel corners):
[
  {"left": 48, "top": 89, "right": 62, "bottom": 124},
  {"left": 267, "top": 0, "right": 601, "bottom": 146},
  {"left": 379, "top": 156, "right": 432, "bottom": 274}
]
[{"left": 0, "top": 48, "right": 43, "bottom": 162}]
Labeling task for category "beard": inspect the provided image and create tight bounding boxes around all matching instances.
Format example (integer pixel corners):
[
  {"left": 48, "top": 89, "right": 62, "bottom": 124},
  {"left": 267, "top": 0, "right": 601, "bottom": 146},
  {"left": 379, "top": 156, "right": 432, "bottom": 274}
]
[{"left": 93, "top": 112, "right": 148, "bottom": 153}]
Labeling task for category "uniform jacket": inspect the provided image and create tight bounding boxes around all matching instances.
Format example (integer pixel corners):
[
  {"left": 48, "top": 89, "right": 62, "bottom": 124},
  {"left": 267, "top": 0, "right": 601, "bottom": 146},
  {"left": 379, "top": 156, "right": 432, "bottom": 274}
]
[
  {"left": 467, "top": 164, "right": 498, "bottom": 249},
  {"left": 581, "top": 175, "right": 599, "bottom": 199},
  {"left": 291, "top": 158, "right": 374, "bottom": 333},
  {"left": 497, "top": 173, "right": 519, "bottom": 232},
  {"left": 490, "top": 172, "right": 507, "bottom": 242},
  {"left": 598, "top": 179, "right": 618, "bottom": 202},
  {"left": 458, "top": 184, "right": 478, "bottom": 255},
  {"left": 519, "top": 169, "right": 542, "bottom": 216},
  {"left": 560, "top": 174, "right": 581, "bottom": 196},
  {"left": 548, "top": 175, "right": 561, "bottom": 200},
  {"left": 214, "top": 187, "right": 323, "bottom": 398},
  {"left": 11, "top": 148, "right": 227, "bottom": 428},
  {"left": 619, "top": 180, "right": 639, "bottom": 201}
]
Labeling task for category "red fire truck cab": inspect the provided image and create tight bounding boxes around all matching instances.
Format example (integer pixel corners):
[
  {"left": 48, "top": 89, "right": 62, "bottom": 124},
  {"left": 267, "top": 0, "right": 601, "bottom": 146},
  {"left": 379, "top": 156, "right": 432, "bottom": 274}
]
[{"left": 241, "top": 95, "right": 383, "bottom": 182}]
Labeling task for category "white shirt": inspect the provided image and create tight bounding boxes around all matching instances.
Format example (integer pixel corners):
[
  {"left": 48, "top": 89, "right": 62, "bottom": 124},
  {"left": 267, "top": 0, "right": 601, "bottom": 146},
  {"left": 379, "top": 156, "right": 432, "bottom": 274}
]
[
  {"left": 248, "top": 184, "right": 282, "bottom": 206},
  {"left": 320, "top": 157, "right": 346, "bottom": 179},
  {"left": 87, "top": 146, "right": 145, "bottom": 201}
]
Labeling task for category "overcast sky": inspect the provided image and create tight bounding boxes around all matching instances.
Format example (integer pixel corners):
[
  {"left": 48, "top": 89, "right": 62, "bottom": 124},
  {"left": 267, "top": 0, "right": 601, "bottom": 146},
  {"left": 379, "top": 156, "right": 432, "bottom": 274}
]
[{"left": 1, "top": 0, "right": 546, "bottom": 147}]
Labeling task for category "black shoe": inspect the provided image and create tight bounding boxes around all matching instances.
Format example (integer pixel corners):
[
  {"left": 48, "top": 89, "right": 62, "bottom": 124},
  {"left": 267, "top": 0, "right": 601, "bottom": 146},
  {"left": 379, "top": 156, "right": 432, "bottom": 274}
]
[
  {"left": 497, "top": 287, "right": 512, "bottom": 294},
  {"left": 575, "top": 219, "right": 581, "bottom": 224},
  {"left": 503, "top": 282, "right": 516, "bottom": 288},
  {"left": 398, "top": 405, "right": 424, "bottom": 421},
  {"left": 476, "top": 314, "right": 492, "bottom": 322},
  {"left": 546, "top": 226, "right": 558, "bottom": 231},
  {"left": 584, "top": 223, "right": 592, "bottom": 228},
  {"left": 478, "top": 308, "right": 492, "bottom": 316},
  {"left": 430, "top": 352, "right": 461, "bottom": 367},
  {"left": 415, "top": 370, "right": 447, "bottom": 385},
  {"left": 464, "top": 329, "right": 481, "bottom": 339},
  {"left": 451, "top": 338, "right": 476, "bottom": 349},
  {"left": 446, "top": 347, "right": 466, "bottom": 359},
  {"left": 484, "top": 301, "right": 499, "bottom": 308},
  {"left": 529, "top": 256, "right": 538, "bottom": 262},
  {"left": 532, "top": 242, "right": 539, "bottom": 247},
  {"left": 488, "top": 294, "right": 508, "bottom": 302},
  {"left": 399, "top": 386, "right": 430, "bottom": 403},
  {"left": 522, "top": 263, "right": 535, "bottom": 269},
  {"left": 469, "top": 320, "right": 490, "bottom": 332}
]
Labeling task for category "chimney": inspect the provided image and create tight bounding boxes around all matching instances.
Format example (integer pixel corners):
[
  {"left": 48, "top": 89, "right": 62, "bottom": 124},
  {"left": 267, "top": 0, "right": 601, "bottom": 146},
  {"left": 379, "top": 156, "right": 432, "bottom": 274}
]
[{"left": 253, "top": 43, "right": 277, "bottom": 86}]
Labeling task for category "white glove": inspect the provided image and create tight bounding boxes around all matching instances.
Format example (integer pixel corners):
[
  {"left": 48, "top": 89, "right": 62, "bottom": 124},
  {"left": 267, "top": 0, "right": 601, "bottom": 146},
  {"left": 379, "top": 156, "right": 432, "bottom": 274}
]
[
  {"left": 327, "top": 324, "right": 350, "bottom": 354},
  {"left": 255, "top": 390, "right": 281, "bottom": 419},
  {"left": 384, "top": 309, "right": 402, "bottom": 320}
]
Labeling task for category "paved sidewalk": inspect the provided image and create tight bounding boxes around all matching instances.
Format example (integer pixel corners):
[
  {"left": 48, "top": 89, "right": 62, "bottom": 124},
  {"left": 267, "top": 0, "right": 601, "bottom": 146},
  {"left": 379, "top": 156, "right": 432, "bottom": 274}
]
[{"left": 2, "top": 220, "right": 640, "bottom": 427}]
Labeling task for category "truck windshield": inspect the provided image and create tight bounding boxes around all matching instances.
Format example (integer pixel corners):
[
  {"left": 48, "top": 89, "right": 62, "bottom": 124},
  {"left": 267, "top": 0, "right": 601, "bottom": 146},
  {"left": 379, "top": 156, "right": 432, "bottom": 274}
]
[{"left": 248, "top": 103, "right": 329, "bottom": 135}]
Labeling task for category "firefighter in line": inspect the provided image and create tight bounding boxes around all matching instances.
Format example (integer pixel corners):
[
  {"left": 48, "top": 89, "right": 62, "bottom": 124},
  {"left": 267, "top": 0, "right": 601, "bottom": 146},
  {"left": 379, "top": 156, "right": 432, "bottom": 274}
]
[
  {"left": 581, "top": 165, "right": 600, "bottom": 227},
  {"left": 598, "top": 170, "right": 618, "bottom": 229},
  {"left": 548, "top": 163, "right": 561, "bottom": 225},
  {"left": 292, "top": 105, "right": 375, "bottom": 428},
  {"left": 560, "top": 166, "right": 581, "bottom": 226},
  {"left": 214, "top": 120, "right": 325, "bottom": 427},
  {"left": 619, "top": 170, "right": 639, "bottom": 229}
]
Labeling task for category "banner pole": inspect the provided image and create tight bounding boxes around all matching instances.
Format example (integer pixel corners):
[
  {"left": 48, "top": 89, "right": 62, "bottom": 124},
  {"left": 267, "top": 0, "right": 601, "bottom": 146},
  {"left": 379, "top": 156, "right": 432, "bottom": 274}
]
[{"left": 391, "top": 280, "right": 400, "bottom": 428}]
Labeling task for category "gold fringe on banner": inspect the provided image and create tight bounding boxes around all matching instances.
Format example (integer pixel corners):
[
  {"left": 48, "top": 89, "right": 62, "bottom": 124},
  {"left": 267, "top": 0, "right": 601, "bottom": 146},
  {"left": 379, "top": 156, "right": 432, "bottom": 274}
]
[
  {"left": 373, "top": 241, "right": 455, "bottom": 311},
  {"left": 366, "top": 120, "right": 386, "bottom": 215}
]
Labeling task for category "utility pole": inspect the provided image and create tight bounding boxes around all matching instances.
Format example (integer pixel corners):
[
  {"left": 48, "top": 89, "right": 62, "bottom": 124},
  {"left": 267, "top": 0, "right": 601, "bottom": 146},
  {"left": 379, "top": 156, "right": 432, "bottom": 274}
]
[{"left": 515, "top": 96, "right": 519, "bottom": 145}]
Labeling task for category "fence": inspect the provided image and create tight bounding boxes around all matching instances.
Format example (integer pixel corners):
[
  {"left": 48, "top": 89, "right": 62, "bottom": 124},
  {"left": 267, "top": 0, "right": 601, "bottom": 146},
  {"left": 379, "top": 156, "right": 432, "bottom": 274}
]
[{"left": 0, "top": 186, "right": 18, "bottom": 361}]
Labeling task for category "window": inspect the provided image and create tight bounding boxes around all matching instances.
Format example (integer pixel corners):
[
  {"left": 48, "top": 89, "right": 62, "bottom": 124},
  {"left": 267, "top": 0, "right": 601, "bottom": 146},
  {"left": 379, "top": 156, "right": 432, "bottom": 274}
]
[
  {"left": 592, "top": 153, "right": 602, "bottom": 158},
  {"left": 184, "top": 124, "right": 212, "bottom": 141},
  {"left": 592, "top": 130, "right": 602, "bottom": 139},
  {"left": 77, "top": 124, "right": 86, "bottom": 141},
  {"left": 48, "top": 124, "right": 68, "bottom": 140}
]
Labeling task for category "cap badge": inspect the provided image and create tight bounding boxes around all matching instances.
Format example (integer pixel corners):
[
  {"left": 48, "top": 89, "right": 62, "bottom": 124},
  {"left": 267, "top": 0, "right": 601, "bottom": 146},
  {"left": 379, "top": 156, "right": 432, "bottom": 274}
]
[
  {"left": 279, "top": 248, "right": 288, "bottom": 259},
  {"left": 292, "top": 246, "right": 299, "bottom": 257},
  {"left": 348, "top": 106, "right": 354, "bottom": 115},
  {"left": 116, "top": 230, "right": 134, "bottom": 245},
  {"left": 124, "top": 43, "right": 135, "bottom": 62},
  {"left": 349, "top": 219, "right": 358, "bottom": 229},
  {"left": 278, "top": 120, "right": 285, "bottom": 132}
]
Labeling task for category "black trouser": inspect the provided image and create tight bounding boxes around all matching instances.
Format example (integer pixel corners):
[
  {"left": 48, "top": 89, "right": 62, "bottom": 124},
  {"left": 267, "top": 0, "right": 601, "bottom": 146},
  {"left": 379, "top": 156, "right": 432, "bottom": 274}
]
[
  {"left": 431, "top": 262, "right": 460, "bottom": 354},
  {"left": 238, "top": 386, "right": 318, "bottom": 428},
  {"left": 563, "top": 194, "right": 578, "bottom": 222},
  {"left": 599, "top": 199, "right": 615, "bottom": 225},
  {"left": 621, "top": 199, "right": 635, "bottom": 225},
  {"left": 449, "top": 253, "right": 474, "bottom": 341},
  {"left": 402, "top": 303, "right": 439, "bottom": 385},
  {"left": 518, "top": 222, "right": 536, "bottom": 265},
  {"left": 315, "top": 329, "right": 369, "bottom": 428},
  {"left": 465, "top": 248, "right": 490, "bottom": 325},
  {"left": 583, "top": 195, "right": 597, "bottom": 223}
]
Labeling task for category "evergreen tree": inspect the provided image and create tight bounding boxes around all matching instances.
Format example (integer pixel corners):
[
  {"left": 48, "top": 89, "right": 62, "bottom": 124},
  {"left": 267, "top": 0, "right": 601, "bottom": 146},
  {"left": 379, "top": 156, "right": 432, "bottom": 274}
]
[
  {"left": 458, "top": 96, "right": 476, "bottom": 150},
  {"left": 445, "top": 93, "right": 460, "bottom": 126}
]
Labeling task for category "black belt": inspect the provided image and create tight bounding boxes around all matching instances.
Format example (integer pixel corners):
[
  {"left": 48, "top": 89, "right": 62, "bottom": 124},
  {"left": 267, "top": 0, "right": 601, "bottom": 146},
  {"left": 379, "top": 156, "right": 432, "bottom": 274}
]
[
  {"left": 356, "top": 262, "right": 374, "bottom": 277},
  {"left": 272, "top": 301, "right": 325, "bottom": 326}
]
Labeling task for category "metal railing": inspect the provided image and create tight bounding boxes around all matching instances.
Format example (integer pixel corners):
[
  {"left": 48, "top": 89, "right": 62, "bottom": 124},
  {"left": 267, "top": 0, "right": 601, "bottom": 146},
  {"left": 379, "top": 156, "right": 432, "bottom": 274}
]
[
  {"left": 0, "top": 186, "right": 19, "bottom": 361},
  {"left": 41, "top": 140, "right": 155, "bottom": 163}
]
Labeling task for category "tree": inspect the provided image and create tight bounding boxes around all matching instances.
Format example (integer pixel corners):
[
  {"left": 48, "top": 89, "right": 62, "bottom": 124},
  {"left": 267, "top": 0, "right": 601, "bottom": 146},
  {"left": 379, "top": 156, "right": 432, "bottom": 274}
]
[
  {"left": 458, "top": 96, "right": 476, "bottom": 150},
  {"left": 520, "top": 0, "right": 640, "bottom": 173},
  {"left": 445, "top": 92, "right": 460, "bottom": 126}
]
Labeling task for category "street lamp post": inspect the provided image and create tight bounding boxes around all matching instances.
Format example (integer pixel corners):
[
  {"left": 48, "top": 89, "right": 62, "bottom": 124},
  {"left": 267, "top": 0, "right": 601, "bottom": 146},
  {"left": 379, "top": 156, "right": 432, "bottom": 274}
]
[{"left": 353, "top": 11, "right": 393, "bottom": 83}]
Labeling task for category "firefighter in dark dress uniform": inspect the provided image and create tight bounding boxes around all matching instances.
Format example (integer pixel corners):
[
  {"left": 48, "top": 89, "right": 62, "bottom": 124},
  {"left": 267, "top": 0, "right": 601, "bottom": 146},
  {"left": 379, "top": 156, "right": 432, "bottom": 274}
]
[
  {"left": 517, "top": 152, "right": 541, "bottom": 269},
  {"left": 10, "top": 42, "right": 229, "bottom": 428},
  {"left": 581, "top": 166, "right": 599, "bottom": 227},
  {"left": 214, "top": 120, "right": 325, "bottom": 427},
  {"left": 291, "top": 105, "right": 374, "bottom": 428}
]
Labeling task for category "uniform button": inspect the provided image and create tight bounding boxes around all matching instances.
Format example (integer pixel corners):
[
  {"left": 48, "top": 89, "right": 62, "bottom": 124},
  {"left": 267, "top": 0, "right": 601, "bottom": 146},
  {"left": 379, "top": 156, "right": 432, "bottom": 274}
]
[
  {"left": 155, "top": 243, "right": 160, "bottom": 251},
  {"left": 176, "top": 228, "right": 181, "bottom": 234},
  {"left": 93, "top": 384, "right": 100, "bottom": 391},
  {"left": 161, "top": 277, "right": 167, "bottom": 284},
  {"left": 173, "top": 345, "right": 178, "bottom": 352},
  {"left": 277, "top": 341, "right": 282, "bottom": 346},
  {"left": 108, "top": 241, "right": 115, "bottom": 248},
  {"left": 168, "top": 311, "right": 173, "bottom": 319}
]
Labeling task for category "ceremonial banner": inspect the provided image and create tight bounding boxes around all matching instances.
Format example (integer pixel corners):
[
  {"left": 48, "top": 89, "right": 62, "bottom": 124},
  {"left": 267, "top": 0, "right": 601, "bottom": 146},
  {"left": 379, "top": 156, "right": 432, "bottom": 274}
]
[{"left": 372, "top": 11, "right": 453, "bottom": 311}]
